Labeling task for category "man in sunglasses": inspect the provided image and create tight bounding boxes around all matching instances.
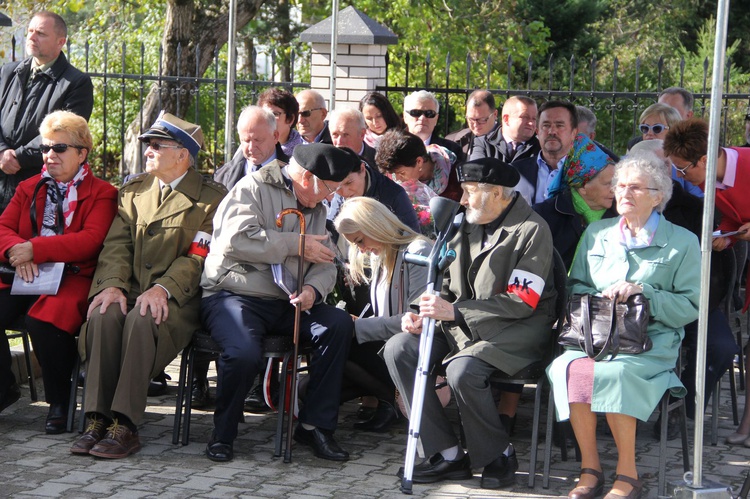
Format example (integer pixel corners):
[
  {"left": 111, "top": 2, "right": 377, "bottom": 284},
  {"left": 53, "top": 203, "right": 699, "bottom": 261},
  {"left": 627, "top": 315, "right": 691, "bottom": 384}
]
[
  {"left": 403, "top": 90, "right": 464, "bottom": 163},
  {"left": 0, "top": 11, "right": 93, "bottom": 213},
  {"left": 71, "top": 112, "right": 227, "bottom": 459},
  {"left": 296, "top": 89, "right": 333, "bottom": 145}
]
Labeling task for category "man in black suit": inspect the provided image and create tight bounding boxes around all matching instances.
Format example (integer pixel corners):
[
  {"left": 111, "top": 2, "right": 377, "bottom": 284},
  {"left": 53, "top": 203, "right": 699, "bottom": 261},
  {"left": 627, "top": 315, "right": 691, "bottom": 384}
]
[
  {"left": 469, "top": 96, "right": 540, "bottom": 164},
  {"left": 296, "top": 89, "right": 332, "bottom": 145},
  {"left": 214, "top": 105, "right": 289, "bottom": 189},
  {"left": 403, "top": 90, "right": 464, "bottom": 161},
  {"left": 512, "top": 100, "right": 578, "bottom": 205}
]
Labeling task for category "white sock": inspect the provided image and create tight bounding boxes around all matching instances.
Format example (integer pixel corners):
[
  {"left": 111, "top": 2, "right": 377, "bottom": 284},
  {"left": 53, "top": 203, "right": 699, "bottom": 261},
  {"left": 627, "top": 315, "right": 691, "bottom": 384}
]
[
  {"left": 503, "top": 443, "right": 515, "bottom": 456},
  {"left": 440, "top": 445, "right": 463, "bottom": 461},
  {"left": 302, "top": 423, "right": 315, "bottom": 431}
]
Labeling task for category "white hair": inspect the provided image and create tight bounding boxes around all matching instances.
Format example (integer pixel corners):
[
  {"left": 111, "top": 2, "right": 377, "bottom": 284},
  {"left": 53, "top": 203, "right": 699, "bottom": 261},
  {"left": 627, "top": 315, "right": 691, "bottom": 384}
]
[{"left": 404, "top": 90, "right": 440, "bottom": 114}]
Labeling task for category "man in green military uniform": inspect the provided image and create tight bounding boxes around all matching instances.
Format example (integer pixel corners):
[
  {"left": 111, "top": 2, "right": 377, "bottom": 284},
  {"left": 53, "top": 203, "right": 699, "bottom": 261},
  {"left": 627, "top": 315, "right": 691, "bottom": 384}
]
[{"left": 70, "top": 112, "right": 226, "bottom": 458}]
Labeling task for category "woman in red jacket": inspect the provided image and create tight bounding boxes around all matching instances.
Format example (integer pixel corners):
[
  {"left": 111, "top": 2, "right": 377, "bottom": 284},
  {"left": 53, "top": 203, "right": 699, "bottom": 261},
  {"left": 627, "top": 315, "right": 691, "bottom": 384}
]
[{"left": 0, "top": 110, "right": 117, "bottom": 433}]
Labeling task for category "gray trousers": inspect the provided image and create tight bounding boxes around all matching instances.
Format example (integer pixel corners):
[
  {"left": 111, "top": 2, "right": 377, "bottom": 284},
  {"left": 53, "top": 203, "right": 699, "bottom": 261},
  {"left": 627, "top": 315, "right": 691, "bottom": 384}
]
[{"left": 383, "top": 330, "right": 508, "bottom": 468}]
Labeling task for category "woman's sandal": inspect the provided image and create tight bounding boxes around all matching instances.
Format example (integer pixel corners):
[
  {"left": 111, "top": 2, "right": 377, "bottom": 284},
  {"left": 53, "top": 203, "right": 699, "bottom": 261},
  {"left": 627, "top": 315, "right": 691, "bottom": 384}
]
[
  {"left": 603, "top": 474, "right": 643, "bottom": 499},
  {"left": 568, "top": 468, "right": 605, "bottom": 499}
]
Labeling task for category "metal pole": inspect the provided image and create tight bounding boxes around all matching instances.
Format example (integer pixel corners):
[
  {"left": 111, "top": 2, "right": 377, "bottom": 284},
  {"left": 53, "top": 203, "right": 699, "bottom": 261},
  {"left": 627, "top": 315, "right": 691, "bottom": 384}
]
[
  {"left": 224, "top": 0, "right": 238, "bottom": 164},
  {"left": 693, "top": 0, "right": 730, "bottom": 489},
  {"left": 329, "top": 0, "right": 339, "bottom": 111}
]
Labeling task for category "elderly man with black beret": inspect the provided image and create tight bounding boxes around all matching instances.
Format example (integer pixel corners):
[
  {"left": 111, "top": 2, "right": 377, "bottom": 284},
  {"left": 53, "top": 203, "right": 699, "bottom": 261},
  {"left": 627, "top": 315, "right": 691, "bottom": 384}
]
[
  {"left": 201, "top": 143, "right": 358, "bottom": 462},
  {"left": 384, "top": 157, "right": 557, "bottom": 489},
  {"left": 72, "top": 112, "right": 227, "bottom": 458}
]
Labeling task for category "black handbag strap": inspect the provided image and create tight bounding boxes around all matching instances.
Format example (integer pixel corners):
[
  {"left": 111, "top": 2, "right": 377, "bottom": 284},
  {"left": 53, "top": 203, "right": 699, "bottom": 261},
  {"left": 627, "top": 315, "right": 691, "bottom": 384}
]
[
  {"left": 29, "top": 176, "right": 64, "bottom": 237},
  {"left": 581, "top": 295, "right": 620, "bottom": 361}
]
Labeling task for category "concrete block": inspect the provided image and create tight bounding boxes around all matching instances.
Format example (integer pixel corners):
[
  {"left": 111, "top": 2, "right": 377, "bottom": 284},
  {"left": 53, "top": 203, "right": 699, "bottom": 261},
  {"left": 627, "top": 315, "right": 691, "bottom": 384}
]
[
  {"left": 312, "top": 65, "right": 349, "bottom": 78},
  {"left": 347, "top": 66, "right": 383, "bottom": 79},
  {"left": 349, "top": 44, "right": 387, "bottom": 56},
  {"left": 311, "top": 53, "right": 330, "bottom": 66},
  {"left": 337, "top": 78, "right": 371, "bottom": 91},
  {"left": 310, "top": 76, "right": 330, "bottom": 89},
  {"left": 347, "top": 90, "right": 368, "bottom": 102},
  {"left": 336, "top": 55, "right": 374, "bottom": 67},
  {"left": 311, "top": 43, "right": 331, "bottom": 55}
]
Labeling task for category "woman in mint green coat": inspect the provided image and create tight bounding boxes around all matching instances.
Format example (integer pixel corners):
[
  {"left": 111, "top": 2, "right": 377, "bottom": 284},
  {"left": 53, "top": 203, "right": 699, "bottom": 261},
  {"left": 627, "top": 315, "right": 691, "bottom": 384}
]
[{"left": 547, "top": 152, "right": 700, "bottom": 499}]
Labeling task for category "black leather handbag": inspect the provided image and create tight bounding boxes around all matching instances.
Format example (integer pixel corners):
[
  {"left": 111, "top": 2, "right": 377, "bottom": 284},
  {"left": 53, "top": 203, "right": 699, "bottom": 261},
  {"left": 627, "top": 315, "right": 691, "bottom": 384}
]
[{"left": 558, "top": 293, "right": 652, "bottom": 361}]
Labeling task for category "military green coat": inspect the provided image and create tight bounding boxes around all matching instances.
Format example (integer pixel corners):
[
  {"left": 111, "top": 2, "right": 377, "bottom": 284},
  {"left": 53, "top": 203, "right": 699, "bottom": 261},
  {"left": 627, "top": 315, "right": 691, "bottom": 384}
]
[{"left": 80, "top": 169, "right": 226, "bottom": 373}]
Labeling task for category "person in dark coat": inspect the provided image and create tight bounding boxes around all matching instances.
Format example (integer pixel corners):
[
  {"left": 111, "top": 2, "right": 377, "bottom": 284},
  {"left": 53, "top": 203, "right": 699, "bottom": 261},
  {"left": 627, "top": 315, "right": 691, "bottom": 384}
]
[
  {"left": 469, "top": 95, "right": 540, "bottom": 165},
  {"left": 0, "top": 11, "right": 94, "bottom": 212}
]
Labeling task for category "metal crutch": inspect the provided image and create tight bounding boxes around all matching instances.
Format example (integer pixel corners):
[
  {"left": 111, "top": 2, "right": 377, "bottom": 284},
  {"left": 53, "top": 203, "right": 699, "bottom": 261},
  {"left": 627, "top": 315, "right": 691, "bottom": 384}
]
[
  {"left": 276, "top": 208, "right": 306, "bottom": 463},
  {"left": 400, "top": 197, "right": 462, "bottom": 494}
]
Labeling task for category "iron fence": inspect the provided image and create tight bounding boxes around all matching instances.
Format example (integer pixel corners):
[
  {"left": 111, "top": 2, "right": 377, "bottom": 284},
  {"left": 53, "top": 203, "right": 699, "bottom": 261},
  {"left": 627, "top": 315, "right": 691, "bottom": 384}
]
[
  {"left": 378, "top": 51, "right": 750, "bottom": 155},
  {"left": 7, "top": 37, "right": 309, "bottom": 181}
]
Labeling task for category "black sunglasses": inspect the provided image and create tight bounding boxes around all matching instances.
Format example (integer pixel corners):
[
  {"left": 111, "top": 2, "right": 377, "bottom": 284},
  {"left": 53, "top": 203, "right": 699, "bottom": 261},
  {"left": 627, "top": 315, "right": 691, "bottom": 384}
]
[
  {"left": 639, "top": 123, "right": 668, "bottom": 135},
  {"left": 406, "top": 109, "right": 437, "bottom": 119},
  {"left": 299, "top": 107, "right": 323, "bottom": 118},
  {"left": 40, "top": 143, "right": 85, "bottom": 154}
]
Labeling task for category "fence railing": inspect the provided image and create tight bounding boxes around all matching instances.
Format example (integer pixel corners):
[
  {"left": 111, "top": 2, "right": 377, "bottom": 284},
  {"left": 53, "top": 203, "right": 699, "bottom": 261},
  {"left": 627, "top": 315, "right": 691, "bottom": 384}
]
[
  {"left": 378, "top": 51, "right": 750, "bottom": 155},
  {"left": 7, "top": 37, "right": 309, "bottom": 181}
]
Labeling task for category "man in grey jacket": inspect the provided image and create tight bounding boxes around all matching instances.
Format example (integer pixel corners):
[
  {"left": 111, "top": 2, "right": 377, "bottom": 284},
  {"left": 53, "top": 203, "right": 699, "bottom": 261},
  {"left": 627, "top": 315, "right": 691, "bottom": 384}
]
[
  {"left": 384, "top": 157, "right": 557, "bottom": 489},
  {"left": 0, "top": 11, "right": 93, "bottom": 211},
  {"left": 200, "top": 143, "right": 359, "bottom": 462}
]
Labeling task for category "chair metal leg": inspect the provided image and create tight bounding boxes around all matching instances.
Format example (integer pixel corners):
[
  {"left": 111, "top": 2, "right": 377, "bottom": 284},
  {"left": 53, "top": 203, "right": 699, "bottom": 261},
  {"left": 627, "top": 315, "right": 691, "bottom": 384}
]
[
  {"left": 542, "top": 388, "right": 554, "bottom": 489},
  {"left": 19, "top": 331, "right": 37, "bottom": 402},
  {"left": 182, "top": 345, "right": 196, "bottom": 446},
  {"left": 527, "top": 378, "right": 544, "bottom": 488},
  {"left": 66, "top": 354, "right": 81, "bottom": 433},
  {"left": 658, "top": 394, "right": 669, "bottom": 497},
  {"left": 172, "top": 345, "right": 191, "bottom": 445},
  {"left": 78, "top": 366, "right": 87, "bottom": 433},
  {"left": 730, "top": 361, "right": 739, "bottom": 425},
  {"left": 711, "top": 379, "right": 720, "bottom": 446}
]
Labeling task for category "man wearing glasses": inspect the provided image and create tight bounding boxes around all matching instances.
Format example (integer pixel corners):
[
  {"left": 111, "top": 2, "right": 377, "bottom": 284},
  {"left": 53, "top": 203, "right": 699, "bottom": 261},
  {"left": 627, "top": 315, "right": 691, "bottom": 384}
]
[
  {"left": 200, "top": 143, "right": 359, "bottom": 463},
  {"left": 296, "top": 89, "right": 333, "bottom": 145},
  {"left": 403, "top": 90, "right": 464, "bottom": 162},
  {"left": 469, "top": 95, "right": 541, "bottom": 165},
  {"left": 71, "top": 112, "right": 227, "bottom": 458},
  {"left": 446, "top": 90, "right": 499, "bottom": 156}
]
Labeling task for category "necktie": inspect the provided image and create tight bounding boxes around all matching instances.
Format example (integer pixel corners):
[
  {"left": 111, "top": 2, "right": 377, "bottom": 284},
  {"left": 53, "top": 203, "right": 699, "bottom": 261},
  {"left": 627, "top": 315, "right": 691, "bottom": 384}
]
[{"left": 160, "top": 185, "right": 172, "bottom": 205}]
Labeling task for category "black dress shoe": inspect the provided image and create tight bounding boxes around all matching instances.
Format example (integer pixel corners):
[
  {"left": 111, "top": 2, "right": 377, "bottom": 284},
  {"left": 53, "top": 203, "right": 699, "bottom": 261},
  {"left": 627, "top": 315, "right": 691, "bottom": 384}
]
[
  {"left": 397, "top": 453, "right": 472, "bottom": 483},
  {"left": 244, "top": 384, "right": 271, "bottom": 413},
  {"left": 206, "top": 434, "right": 233, "bottom": 462},
  {"left": 191, "top": 377, "right": 211, "bottom": 409},
  {"left": 0, "top": 382, "right": 21, "bottom": 413},
  {"left": 45, "top": 403, "right": 68, "bottom": 434},
  {"left": 147, "top": 371, "right": 170, "bottom": 397},
  {"left": 356, "top": 405, "right": 377, "bottom": 420},
  {"left": 353, "top": 400, "right": 400, "bottom": 432},
  {"left": 480, "top": 447, "right": 519, "bottom": 489},
  {"left": 293, "top": 425, "right": 349, "bottom": 461}
]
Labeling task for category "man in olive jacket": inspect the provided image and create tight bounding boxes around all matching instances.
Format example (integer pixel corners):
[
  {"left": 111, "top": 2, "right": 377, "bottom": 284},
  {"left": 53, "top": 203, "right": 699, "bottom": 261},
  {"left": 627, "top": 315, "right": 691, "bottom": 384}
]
[
  {"left": 0, "top": 11, "right": 93, "bottom": 212},
  {"left": 384, "top": 157, "right": 557, "bottom": 489},
  {"left": 71, "top": 112, "right": 226, "bottom": 459}
]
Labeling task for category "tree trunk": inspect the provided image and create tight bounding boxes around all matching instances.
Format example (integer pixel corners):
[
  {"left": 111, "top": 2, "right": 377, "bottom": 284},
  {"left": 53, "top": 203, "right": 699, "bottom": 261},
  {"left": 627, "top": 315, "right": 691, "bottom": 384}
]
[
  {"left": 122, "top": 0, "right": 267, "bottom": 176},
  {"left": 277, "top": 0, "right": 292, "bottom": 82}
]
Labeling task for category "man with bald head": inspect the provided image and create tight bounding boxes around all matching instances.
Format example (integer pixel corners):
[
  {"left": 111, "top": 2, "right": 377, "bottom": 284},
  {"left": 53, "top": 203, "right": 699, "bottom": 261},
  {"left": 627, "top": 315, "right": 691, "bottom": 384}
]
[
  {"left": 469, "top": 96, "right": 540, "bottom": 164},
  {"left": 214, "top": 105, "right": 288, "bottom": 190},
  {"left": 296, "top": 89, "right": 332, "bottom": 145},
  {"left": 327, "top": 107, "right": 376, "bottom": 167},
  {"left": 0, "top": 11, "right": 93, "bottom": 212}
]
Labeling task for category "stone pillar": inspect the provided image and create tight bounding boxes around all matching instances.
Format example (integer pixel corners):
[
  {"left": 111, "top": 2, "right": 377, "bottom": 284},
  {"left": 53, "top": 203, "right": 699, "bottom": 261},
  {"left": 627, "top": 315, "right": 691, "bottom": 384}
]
[{"left": 309, "top": 43, "right": 388, "bottom": 109}]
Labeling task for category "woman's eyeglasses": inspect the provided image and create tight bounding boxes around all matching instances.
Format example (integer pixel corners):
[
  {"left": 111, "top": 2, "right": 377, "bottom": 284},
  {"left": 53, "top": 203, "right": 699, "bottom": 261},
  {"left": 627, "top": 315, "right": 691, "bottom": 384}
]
[
  {"left": 40, "top": 143, "right": 85, "bottom": 154},
  {"left": 673, "top": 160, "right": 696, "bottom": 176},
  {"left": 639, "top": 123, "right": 669, "bottom": 135},
  {"left": 613, "top": 184, "right": 659, "bottom": 195},
  {"left": 406, "top": 109, "right": 437, "bottom": 119}
]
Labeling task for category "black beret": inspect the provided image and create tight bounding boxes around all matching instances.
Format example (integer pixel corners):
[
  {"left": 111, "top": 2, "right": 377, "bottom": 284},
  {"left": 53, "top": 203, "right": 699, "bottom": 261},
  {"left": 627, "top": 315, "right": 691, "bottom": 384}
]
[
  {"left": 292, "top": 144, "right": 361, "bottom": 182},
  {"left": 458, "top": 157, "right": 520, "bottom": 187}
]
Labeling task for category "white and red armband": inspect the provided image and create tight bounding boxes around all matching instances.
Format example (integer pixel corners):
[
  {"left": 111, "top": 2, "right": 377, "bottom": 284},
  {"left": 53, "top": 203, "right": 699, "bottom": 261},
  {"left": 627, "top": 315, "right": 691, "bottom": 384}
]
[
  {"left": 188, "top": 231, "right": 211, "bottom": 258},
  {"left": 507, "top": 269, "right": 545, "bottom": 309}
]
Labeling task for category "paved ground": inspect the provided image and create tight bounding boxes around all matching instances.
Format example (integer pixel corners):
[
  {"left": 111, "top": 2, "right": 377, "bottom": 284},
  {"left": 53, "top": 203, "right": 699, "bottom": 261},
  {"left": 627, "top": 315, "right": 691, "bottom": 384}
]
[{"left": 1, "top": 354, "right": 749, "bottom": 499}]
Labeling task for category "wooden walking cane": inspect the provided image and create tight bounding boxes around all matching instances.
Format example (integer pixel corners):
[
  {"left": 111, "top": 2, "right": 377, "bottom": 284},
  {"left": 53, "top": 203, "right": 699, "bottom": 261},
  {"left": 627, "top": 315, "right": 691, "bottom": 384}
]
[{"left": 275, "top": 208, "right": 305, "bottom": 463}]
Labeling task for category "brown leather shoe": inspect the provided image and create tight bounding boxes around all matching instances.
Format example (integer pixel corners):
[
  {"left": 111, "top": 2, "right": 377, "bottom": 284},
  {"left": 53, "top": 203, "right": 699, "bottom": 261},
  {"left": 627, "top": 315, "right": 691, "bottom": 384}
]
[
  {"left": 70, "top": 415, "right": 109, "bottom": 455},
  {"left": 89, "top": 419, "right": 141, "bottom": 459},
  {"left": 569, "top": 468, "right": 605, "bottom": 499}
]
